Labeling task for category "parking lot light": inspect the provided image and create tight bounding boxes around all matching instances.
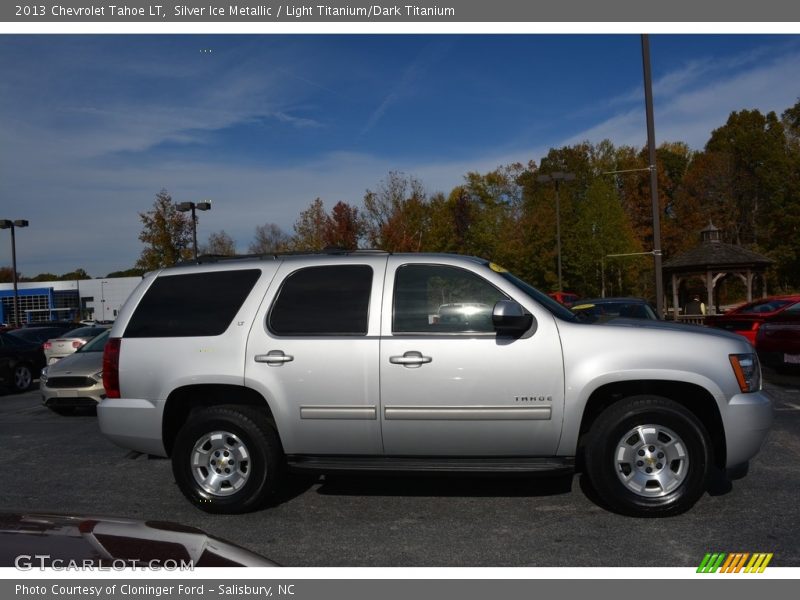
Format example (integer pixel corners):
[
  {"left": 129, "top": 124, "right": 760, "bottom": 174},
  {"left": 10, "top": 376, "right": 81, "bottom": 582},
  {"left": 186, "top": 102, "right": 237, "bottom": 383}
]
[
  {"left": 0, "top": 218, "right": 29, "bottom": 326},
  {"left": 176, "top": 201, "right": 211, "bottom": 261},
  {"left": 536, "top": 172, "right": 575, "bottom": 292}
]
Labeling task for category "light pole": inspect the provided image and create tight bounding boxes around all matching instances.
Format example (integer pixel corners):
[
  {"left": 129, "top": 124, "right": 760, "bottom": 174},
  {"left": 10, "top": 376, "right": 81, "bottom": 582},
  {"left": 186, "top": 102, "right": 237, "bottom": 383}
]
[
  {"left": 641, "top": 34, "right": 665, "bottom": 318},
  {"left": 536, "top": 172, "right": 575, "bottom": 292},
  {"left": 176, "top": 201, "right": 211, "bottom": 261},
  {"left": 0, "top": 219, "right": 29, "bottom": 327}
]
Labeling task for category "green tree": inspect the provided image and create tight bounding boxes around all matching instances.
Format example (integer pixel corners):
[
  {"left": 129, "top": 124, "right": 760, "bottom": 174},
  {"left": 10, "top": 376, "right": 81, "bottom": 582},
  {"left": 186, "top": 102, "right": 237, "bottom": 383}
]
[
  {"left": 58, "top": 268, "right": 91, "bottom": 280},
  {"left": 292, "top": 198, "right": 328, "bottom": 251},
  {"left": 105, "top": 268, "right": 146, "bottom": 278},
  {"left": 136, "top": 190, "right": 193, "bottom": 270}
]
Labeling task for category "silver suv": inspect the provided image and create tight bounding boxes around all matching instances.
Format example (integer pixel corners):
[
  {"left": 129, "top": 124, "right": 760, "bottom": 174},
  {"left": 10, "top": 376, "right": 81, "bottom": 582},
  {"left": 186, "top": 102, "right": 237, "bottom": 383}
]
[{"left": 98, "top": 252, "right": 772, "bottom": 517}]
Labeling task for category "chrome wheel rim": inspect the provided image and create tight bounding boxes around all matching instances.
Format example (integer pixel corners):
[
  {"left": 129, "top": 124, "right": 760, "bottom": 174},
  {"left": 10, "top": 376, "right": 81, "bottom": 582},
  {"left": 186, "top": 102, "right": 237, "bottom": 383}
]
[
  {"left": 14, "top": 366, "right": 31, "bottom": 390},
  {"left": 190, "top": 430, "right": 251, "bottom": 497},
  {"left": 614, "top": 424, "right": 689, "bottom": 497}
]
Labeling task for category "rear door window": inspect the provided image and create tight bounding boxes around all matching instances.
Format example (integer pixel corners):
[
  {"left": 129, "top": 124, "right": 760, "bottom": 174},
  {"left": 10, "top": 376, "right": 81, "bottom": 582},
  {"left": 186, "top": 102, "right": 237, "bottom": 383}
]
[{"left": 268, "top": 265, "right": 373, "bottom": 336}]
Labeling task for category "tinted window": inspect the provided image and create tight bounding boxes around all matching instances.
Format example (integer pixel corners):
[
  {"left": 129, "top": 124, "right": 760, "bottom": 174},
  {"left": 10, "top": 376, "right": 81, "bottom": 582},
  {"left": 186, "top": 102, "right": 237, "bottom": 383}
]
[
  {"left": 62, "top": 326, "right": 107, "bottom": 338},
  {"left": 269, "top": 265, "right": 372, "bottom": 336},
  {"left": 125, "top": 270, "right": 261, "bottom": 338},
  {"left": 77, "top": 330, "right": 110, "bottom": 353},
  {"left": 393, "top": 264, "right": 507, "bottom": 334}
]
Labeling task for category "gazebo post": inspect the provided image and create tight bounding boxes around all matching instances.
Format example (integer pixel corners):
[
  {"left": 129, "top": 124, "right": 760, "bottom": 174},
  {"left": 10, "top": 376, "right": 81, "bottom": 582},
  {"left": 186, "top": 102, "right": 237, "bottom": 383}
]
[
  {"left": 672, "top": 273, "right": 679, "bottom": 320},
  {"left": 706, "top": 270, "right": 714, "bottom": 315}
]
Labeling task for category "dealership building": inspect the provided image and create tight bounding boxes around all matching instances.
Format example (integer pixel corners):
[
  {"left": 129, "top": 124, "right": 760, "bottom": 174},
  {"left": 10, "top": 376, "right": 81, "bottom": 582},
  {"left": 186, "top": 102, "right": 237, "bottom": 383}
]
[{"left": 0, "top": 277, "right": 141, "bottom": 325}]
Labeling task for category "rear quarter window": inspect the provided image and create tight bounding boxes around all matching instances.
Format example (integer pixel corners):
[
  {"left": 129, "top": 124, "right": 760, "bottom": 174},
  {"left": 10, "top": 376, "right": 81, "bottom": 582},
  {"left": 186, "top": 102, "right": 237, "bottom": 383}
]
[{"left": 124, "top": 269, "right": 262, "bottom": 337}]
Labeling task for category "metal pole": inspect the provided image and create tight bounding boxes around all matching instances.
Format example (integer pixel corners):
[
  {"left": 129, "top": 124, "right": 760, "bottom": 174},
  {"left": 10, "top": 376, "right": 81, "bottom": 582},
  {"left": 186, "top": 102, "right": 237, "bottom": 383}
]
[
  {"left": 191, "top": 204, "right": 198, "bottom": 261},
  {"left": 555, "top": 180, "right": 562, "bottom": 291},
  {"left": 10, "top": 224, "right": 20, "bottom": 326},
  {"left": 641, "top": 34, "right": 665, "bottom": 317}
]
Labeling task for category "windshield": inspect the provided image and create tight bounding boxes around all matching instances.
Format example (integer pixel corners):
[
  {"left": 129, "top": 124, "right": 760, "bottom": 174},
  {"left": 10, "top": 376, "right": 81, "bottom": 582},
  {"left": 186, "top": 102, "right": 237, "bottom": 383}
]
[
  {"left": 494, "top": 268, "right": 578, "bottom": 322},
  {"left": 76, "top": 330, "right": 110, "bottom": 353}
]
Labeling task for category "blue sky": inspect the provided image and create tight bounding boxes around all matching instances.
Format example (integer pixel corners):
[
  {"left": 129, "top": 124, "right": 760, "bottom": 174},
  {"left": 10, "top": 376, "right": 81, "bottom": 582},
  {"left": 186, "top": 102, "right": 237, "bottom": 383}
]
[{"left": 1, "top": 34, "right": 799, "bottom": 277}]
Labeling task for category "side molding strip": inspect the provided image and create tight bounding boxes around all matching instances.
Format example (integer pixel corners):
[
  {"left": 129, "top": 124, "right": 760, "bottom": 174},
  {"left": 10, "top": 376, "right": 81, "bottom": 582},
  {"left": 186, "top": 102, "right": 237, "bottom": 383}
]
[
  {"left": 384, "top": 406, "right": 551, "bottom": 421},
  {"left": 300, "top": 406, "right": 378, "bottom": 420}
]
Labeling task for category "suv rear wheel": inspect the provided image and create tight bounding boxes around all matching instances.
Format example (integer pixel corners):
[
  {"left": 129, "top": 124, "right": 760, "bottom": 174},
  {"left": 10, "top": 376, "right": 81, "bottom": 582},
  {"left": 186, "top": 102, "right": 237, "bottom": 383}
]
[
  {"left": 585, "top": 395, "right": 711, "bottom": 517},
  {"left": 172, "top": 405, "right": 283, "bottom": 514}
]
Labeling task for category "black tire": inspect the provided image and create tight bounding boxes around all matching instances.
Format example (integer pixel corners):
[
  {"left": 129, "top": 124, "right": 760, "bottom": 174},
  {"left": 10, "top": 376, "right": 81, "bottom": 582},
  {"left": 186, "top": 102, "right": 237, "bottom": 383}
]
[
  {"left": 584, "top": 395, "right": 710, "bottom": 517},
  {"left": 12, "top": 363, "right": 33, "bottom": 392},
  {"left": 171, "top": 405, "right": 284, "bottom": 514}
]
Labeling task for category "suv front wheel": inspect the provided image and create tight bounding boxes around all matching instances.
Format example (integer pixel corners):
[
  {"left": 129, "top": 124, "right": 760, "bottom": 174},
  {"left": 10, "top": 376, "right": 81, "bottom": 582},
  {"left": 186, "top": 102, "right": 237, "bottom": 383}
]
[
  {"left": 584, "top": 395, "right": 711, "bottom": 517},
  {"left": 172, "top": 405, "right": 284, "bottom": 514}
]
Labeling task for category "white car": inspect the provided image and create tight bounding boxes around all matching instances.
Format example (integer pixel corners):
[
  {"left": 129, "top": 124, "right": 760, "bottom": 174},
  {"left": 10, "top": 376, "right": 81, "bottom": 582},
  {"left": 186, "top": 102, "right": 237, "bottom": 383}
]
[{"left": 43, "top": 325, "right": 109, "bottom": 365}]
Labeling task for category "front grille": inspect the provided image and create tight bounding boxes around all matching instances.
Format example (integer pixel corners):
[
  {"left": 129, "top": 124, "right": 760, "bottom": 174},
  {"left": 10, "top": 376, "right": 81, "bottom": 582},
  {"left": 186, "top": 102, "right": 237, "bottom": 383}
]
[{"left": 46, "top": 376, "right": 97, "bottom": 389}]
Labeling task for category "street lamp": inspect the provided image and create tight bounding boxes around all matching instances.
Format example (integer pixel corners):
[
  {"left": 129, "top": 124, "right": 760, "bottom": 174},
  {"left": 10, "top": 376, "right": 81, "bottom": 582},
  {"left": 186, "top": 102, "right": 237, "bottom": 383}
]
[
  {"left": 0, "top": 219, "right": 29, "bottom": 327},
  {"left": 536, "top": 172, "right": 575, "bottom": 292},
  {"left": 176, "top": 201, "right": 211, "bottom": 261}
]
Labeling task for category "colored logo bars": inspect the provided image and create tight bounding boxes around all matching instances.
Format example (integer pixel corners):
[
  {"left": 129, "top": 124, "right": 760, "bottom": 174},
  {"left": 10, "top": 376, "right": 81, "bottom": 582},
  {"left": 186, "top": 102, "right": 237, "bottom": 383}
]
[{"left": 697, "top": 552, "right": 773, "bottom": 573}]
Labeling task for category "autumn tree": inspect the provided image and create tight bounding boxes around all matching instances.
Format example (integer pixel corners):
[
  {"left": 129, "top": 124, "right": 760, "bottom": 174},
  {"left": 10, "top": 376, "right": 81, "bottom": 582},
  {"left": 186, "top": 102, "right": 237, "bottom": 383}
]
[
  {"left": 0, "top": 266, "right": 21, "bottom": 283},
  {"left": 248, "top": 223, "right": 292, "bottom": 254},
  {"left": 136, "top": 190, "right": 193, "bottom": 270},
  {"left": 201, "top": 230, "right": 237, "bottom": 256},
  {"left": 323, "top": 201, "right": 365, "bottom": 250},
  {"left": 363, "top": 172, "right": 429, "bottom": 251}
]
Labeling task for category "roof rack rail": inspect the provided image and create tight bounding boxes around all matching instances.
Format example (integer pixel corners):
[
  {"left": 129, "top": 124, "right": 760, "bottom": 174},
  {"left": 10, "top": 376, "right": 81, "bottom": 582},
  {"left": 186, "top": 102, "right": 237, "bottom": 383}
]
[{"left": 174, "top": 248, "right": 391, "bottom": 266}]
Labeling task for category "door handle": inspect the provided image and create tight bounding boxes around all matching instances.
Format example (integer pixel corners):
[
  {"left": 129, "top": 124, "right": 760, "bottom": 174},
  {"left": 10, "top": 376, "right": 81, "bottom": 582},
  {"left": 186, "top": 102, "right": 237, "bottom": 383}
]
[
  {"left": 255, "top": 350, "right": 294, "bottom": 366},
  {"left": 389, "top": 351, "right": 432, "bottom": 368}
]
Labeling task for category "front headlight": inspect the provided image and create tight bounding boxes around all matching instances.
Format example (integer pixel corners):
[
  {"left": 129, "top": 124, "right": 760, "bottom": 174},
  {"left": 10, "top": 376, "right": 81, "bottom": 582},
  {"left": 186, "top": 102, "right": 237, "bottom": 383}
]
[
  {"left": 729, "top": 353, "right": 761, "bottom": 393},
  {"left": 39, "top": 367, "right": 48, "bottom": 384},
  {"left": 93, "top": 370, "right": 103, "bottom": 382}
]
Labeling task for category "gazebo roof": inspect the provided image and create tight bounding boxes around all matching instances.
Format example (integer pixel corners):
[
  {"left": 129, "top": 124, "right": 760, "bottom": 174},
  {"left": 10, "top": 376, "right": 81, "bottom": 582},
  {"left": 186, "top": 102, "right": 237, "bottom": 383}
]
[{"left": 663, "top": 223, "right": 773, "bottom": 272}]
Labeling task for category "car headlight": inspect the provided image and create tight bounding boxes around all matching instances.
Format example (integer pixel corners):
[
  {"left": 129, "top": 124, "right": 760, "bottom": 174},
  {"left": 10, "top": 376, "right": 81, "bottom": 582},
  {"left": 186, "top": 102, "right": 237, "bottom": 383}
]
[
  {"left": 93, "top": 370, "right": 104, "bottom": 381},
  {"left": 39, "top": 367, "right": 48, "bottom": 384},
  {"left": 729, "top": 353, "right": 761, "bottom": 393}
]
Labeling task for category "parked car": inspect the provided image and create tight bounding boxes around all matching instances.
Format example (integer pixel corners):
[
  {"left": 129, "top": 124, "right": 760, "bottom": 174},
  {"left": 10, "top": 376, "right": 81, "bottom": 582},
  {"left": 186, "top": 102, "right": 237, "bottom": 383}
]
[
  {"left": 547, "top": 291, "right": 579, "bottom": 307},
  {"left": 40, "top": 330, "right": 110, "bottom": 415},
  {"left": 0, "top": 332, "right": 45, "bottom": 392},
  {"left": 9, "top": 325, "right": 75, "bottom": 346},
  {"left": 705, "top": 295, "right": 800, "bottom": 345},
  {"left": 98, "top": 252, "right": 771, "bottom": 517},
  {"left": 754, "top": 303, "right": 800, "bottom": 371},
  {"left": 43, "top": 326, "right": 110, "bottom": 365},
  {"left": 0, "top": 512, "right": 278, "bottom": 567},
  {"left": 571, "top": 297, "right": 659, "bottom": 323}
]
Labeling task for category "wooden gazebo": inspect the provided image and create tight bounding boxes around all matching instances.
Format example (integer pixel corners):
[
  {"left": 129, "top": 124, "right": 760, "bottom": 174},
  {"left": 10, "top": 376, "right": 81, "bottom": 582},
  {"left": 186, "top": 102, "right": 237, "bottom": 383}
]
[{"left": 662, "top": 223, "right": 773, "bottom": 317}]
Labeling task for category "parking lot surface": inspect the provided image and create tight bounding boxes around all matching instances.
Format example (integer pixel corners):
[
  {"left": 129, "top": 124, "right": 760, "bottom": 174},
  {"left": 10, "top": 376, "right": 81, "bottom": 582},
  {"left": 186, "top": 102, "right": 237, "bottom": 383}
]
[{"left": 1, "top": 370, "right": 799, "bottom": 567}]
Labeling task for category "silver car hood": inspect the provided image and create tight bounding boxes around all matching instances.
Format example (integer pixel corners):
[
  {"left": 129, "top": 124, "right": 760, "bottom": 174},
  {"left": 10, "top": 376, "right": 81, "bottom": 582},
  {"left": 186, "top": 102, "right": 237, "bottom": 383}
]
[
  {"left": 46, "top": 351, "right": 102, "bottom": 376},
  {"left": 592, "top": 317, "right": 747, "bottom": 344}
]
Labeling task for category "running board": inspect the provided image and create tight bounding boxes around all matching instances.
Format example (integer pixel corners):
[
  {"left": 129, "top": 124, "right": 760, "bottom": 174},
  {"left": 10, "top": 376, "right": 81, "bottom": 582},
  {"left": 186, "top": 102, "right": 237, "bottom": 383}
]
[{"left": 286, "top": 456, "right": 574, "bottom": 474}]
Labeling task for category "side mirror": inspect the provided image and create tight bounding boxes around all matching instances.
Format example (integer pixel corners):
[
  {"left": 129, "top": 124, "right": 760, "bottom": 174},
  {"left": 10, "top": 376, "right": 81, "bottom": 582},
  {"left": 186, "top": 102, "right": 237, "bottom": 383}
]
[{"left": 492, "top": 300, "right": 533, "bottom": 333}]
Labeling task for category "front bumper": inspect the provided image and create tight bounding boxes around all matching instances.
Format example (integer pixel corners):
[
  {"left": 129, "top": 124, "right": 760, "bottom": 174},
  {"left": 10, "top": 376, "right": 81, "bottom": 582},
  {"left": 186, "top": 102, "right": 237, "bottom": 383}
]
[
  {"left": 723, "top": 390, "right": 773, "bottom": 469},
  {"left": 97, "top": 398, "right": 167, "bottom": 456}
]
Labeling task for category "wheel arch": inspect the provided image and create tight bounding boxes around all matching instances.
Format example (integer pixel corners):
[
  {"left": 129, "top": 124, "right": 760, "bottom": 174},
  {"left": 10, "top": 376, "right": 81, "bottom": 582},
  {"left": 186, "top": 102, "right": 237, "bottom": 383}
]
[
  {"left": 162, "top": 384, "right": 277, "bottom": 456},
  {"left": 575, "top": 380, "right": 726, "bottom": 471}
]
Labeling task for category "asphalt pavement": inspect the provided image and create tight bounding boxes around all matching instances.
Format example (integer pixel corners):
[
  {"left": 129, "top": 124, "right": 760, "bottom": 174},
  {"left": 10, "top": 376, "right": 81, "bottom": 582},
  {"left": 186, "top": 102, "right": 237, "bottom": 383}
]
[{"left": 1, "top": 370, "right": 798, "bottom": 567}]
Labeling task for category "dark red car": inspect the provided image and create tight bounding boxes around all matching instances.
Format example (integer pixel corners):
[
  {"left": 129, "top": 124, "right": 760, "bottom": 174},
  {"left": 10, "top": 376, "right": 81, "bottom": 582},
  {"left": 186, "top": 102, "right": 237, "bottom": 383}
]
[
  {"left": 755, "top": 304, "right": 800, "bottom": 370},
  {"left": 705, "top": 295, "right": 800, "bottom": 345}
]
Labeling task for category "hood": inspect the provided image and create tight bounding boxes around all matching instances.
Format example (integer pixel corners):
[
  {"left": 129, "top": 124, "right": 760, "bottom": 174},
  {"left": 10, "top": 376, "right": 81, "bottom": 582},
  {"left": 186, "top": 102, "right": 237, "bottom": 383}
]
[
  {"left": 46, "top": 351, "right": 103, "bottom": 376},
  {"left": 591, "top": 317, "right": 750, "bottom": 344}
]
